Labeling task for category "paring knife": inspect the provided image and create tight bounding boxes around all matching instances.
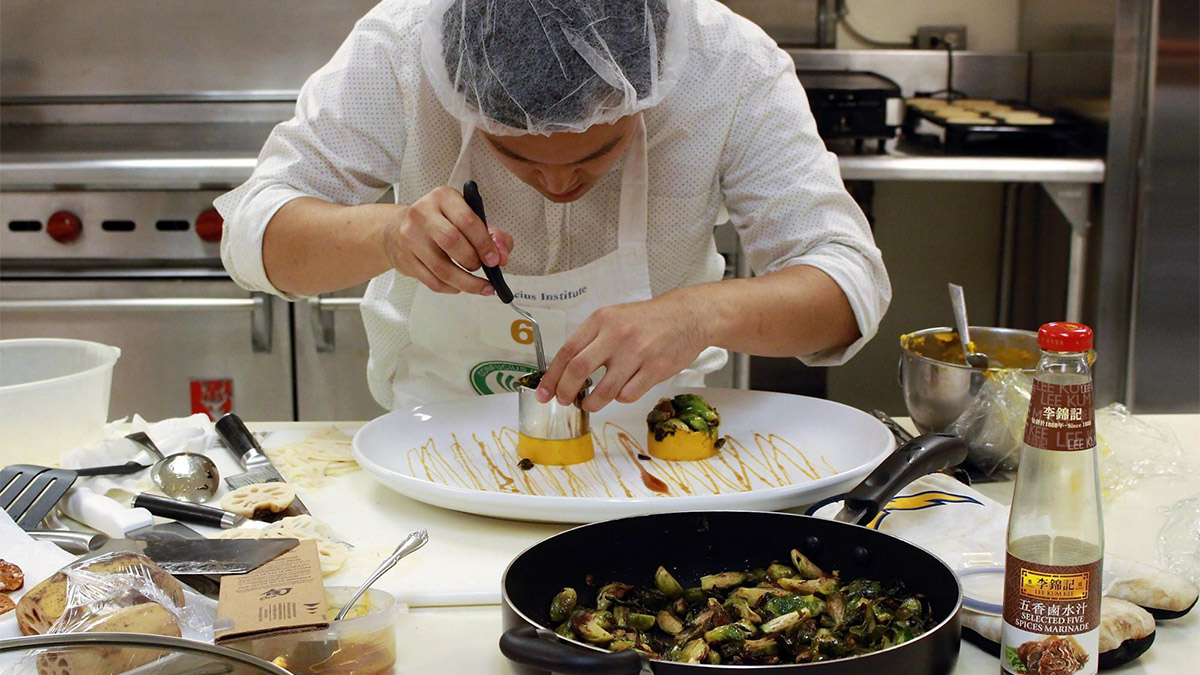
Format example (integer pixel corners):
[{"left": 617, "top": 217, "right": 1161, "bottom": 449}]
[
  {"left": 215, "top": 413, "right": 310, "bottom": 516},
  {"left": 27, "top": 530, "right": 299, "bottom": 575}
]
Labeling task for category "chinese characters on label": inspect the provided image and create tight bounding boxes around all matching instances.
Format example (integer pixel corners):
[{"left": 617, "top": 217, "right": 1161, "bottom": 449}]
[{"left": 1024, "top": 379, "right": 1096, "bottom": 452}]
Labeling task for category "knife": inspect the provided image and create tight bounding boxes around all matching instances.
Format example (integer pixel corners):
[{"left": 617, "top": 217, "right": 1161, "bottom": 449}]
[
  {"left": 132, "top": 493, "right": 246, "bottom": 530},
  {"left": 62, "top": 488, "right": 246, "bottom": 536},
  {"left": 215, "top": 413, "right": 310, "bottom": 516},
  {"left": 27, "top": 530, "right": 299, "bottom": 575}
]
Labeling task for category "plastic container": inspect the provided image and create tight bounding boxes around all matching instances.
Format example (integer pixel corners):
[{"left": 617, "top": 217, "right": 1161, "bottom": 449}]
[
  {"left": 232, "top": 587, "right": 398, "bottom": 675},
  {"left": 0, "top": 338, "right": 121, "bottom": 463}
]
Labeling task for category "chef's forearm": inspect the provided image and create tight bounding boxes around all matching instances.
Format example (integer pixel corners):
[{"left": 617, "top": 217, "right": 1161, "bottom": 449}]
[
  {"left": 262, "top": 197, "right": 397, "bottom": 296},
  {"left": 691, "top": 265, "right": 860, "bottom": 357}
]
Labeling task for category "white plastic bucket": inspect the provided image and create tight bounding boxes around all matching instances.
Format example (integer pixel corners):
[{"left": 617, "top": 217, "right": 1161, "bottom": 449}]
[{"left": 0, "top": 338, "right": 121, "bottom": 463}]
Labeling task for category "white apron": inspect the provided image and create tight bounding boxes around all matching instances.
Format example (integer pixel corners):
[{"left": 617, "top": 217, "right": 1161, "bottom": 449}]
[{"left": 391, "top": 118, "right": 724, "bottom": 410}]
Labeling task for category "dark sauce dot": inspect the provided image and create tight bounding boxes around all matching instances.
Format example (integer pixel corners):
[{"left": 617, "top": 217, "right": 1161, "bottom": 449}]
[
  {"left": 637, "top": 453, "right": 651, "bottom": 461},
  {"left": 518, "top": 458, "right": 534, "bottom": 471}
]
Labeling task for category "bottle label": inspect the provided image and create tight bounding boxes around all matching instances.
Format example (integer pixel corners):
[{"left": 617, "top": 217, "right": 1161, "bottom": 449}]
[
  {"left": 1023, "top": 379, "right": 1095, "bottom": 452},
  {"left": 1001, "top": 554, "right": 1101, "bottom": 674}
]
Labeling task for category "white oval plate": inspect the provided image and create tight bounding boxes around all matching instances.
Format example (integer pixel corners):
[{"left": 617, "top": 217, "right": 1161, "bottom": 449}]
[{"left": 352, "top": 386, "right": 894, "bottom": 523}]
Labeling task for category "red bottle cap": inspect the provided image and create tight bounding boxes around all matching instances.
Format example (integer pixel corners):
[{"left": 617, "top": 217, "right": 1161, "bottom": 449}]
[{"left": 1038, "top": 322, "right": 1093, "bottom": 352}]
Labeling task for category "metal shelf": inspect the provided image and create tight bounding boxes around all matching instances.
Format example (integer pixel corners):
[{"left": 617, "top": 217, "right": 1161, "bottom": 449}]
[
  {"left": 0, "top": 139, "right": 1106, "bottom": 190},
  {"left": 838, "top": 151, "right": 1105, "bottom": 184}
]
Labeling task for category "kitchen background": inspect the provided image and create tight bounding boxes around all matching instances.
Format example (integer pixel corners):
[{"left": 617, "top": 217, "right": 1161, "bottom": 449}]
[{"left": 1, "top": 0, "right": 1196, "bottom": 421}]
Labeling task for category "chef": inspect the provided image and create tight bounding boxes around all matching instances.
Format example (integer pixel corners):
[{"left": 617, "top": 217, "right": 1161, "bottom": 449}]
[{"left": 215, "top": 0, "right": 891, "bottom": 413}]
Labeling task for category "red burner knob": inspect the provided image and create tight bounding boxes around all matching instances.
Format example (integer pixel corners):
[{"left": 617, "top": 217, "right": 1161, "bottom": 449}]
[
  {"left": 195, "top": 209, "right": 224, "bottom": 243},
  {"left": 47, "top": 211, "right": 83, "bottom": 244}
]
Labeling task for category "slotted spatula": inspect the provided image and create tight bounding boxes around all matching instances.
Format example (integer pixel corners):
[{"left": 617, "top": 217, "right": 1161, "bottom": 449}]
[
  {"left": 1, "top": 461, "right": 149, "bottom": 530},
  {"left": 1, "top": 465, "right": 77, "bottom": 529}
]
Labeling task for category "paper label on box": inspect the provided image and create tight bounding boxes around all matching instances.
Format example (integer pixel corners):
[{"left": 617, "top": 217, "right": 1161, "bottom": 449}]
[{"left": 214, "top": 539, "right": 328, "bottom": 643}]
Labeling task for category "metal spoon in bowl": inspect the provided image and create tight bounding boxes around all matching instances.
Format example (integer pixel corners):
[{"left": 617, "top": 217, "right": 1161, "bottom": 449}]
[
  {"left": 336, "top": 529, "right": 429, "bottom": 621},
  {"left": 126, "top": 431, "right": 220, "bottom": 504},
  {"left": 948, "top": 283, "right": 990, "bottom": 369}
]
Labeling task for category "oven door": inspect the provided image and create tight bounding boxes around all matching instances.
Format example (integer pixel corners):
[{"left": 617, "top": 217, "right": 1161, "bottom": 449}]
[
  {"left": 294, "top": 284, "right": 386, "bottom": 421},
  {"left": 0, "top": 278, "right": 294, "bottom": 421}
]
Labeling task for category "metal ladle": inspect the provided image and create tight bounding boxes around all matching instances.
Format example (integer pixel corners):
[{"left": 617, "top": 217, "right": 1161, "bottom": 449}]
[
  {"left": 336, "top": 529, "right": 429, "bottom": 621},
  {"left": 126, "top": 431, "right": 220, "bottom": 504},
  {"left": 948, "top": 283, "right": 990, "bottom": 369},
  {"left": 463, "top": 181, "right": 546, "bottom": 372}
]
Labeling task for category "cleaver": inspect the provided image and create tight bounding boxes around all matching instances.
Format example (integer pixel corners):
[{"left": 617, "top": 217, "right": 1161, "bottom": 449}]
[
  {"left": 215, "top": 413, "right": 310, "bottom": 517},
  {"left": 28, "top": 529, "right": 298, "bottom": 575}
]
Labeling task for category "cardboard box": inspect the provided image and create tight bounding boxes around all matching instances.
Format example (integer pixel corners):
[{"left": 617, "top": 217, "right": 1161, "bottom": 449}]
[{"left": 214, "top": 540, "right": 329, "bottom": 643}]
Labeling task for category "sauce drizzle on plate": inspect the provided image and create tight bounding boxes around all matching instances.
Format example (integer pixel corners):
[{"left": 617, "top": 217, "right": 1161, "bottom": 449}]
[{"left": 405, "top": 423, "right": 834, "bottom": 498}]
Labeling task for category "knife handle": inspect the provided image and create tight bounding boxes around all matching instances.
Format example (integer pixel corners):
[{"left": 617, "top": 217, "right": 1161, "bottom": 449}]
[
  {"left": 215, "top": 413, "right": 266, "bottom": 467},
  {"left": 463, "top": 181, "right": 514, "bottom": 304},
  {"left": 61, "top": 487, "right": 154, "bottom": 538},
  {"left": 133, "top": 493, "right": 243, "bottom": 529}
]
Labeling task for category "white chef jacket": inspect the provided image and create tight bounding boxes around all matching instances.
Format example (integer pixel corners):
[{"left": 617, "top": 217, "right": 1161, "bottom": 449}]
[{"left": 215, "top": 0, "right": 892, "bottom": 410}]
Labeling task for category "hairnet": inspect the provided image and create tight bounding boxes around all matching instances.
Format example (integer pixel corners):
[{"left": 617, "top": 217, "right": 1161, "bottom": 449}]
[{"left": 421, "top": 0, "right": 689, "bottom": 136}]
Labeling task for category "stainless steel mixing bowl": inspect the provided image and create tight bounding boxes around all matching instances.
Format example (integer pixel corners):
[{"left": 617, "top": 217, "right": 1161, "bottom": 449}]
[{"left": 898, "top": 326, "right": 1039, "bottom": 434}]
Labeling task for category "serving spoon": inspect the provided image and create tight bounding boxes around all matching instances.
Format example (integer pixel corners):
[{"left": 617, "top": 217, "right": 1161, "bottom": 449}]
[
  {"left": 126, "top": 431, "right": 220, "bottom": 504},
  {"left": 948, "top": 283, "right": 990, "bottom": 369}
]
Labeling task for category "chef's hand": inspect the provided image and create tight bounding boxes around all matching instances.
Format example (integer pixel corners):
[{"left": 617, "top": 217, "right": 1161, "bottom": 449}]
[
  {"left": 536, "top": 291, "right": 709, "bottom": 412},
  {"left": 382, "top": 186, "right": 513, "bottom": 294}
]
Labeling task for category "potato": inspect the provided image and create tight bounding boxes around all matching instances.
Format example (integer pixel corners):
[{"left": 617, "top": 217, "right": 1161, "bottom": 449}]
[
  {"left": 34, "top": 603, "right": 181, "bottom": 675},
  {"left": 16, "top": 553, "right": 184, "bottom": 636}
]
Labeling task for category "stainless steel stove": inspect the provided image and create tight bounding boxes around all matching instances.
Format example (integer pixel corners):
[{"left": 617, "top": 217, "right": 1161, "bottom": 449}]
[{"left": 0, "top": 182, "right": 386, "bottom": 422}]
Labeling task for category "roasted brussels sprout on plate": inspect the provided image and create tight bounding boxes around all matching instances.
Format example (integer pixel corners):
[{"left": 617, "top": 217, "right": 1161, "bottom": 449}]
[{"left": 646, "top": 394, "right": 723, "bottom": 461}]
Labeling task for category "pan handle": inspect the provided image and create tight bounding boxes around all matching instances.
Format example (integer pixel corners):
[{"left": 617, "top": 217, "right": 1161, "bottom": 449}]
[
  {"left": 841, "top": 433, "right": 968, "bottom": 526},
  {"left": 499, "top": 626, "right": 645, "bottom": 675}
]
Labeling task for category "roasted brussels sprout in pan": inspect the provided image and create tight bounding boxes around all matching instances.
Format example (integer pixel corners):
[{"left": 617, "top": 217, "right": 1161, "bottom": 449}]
[{"left": 548, "top": 553, "right": 933, "bottom": 665}]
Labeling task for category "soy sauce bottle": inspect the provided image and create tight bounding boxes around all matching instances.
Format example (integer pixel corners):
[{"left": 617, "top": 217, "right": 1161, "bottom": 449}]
[{"left": 1001, "top": 322, "right": 1103, "bottom": 675}]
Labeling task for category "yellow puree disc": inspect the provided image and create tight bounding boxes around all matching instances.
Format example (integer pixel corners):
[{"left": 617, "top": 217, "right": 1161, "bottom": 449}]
[
  {"left": 518, "top": 433, "right": 595, "bottom": 466},
  {"left": 647, "top": 430, "right": 719, "bottom": 461}
]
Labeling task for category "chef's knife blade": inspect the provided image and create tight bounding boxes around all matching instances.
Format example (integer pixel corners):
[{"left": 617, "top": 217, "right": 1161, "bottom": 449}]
[
  {"left": 215, "top": 413, "right": 310, "bottom": 516},
  {"left": 125, "top": 521, "right": 206, "bottom": 541},
  {"left": 82, "top": 537, "right": 300, "bottom": 575}
]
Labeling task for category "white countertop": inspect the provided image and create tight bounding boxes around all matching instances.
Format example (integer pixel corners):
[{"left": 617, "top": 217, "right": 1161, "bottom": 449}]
[{"left": 253, "top": 415, "right": 1199, "bottom": 674}]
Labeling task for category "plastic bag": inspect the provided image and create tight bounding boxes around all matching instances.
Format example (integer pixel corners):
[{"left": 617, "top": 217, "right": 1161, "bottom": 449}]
[
  {"left": 946, "top": 368, "right": 1195, "bottom": 497},
  {"left": 944, "top": 368, "right": 1031, "bottom": 477},
  {"left": 15, "top": 552, "right": 216, "bottom": 675},
  {"left": 48, "top": 554, "right": 212, "bottom": 637},
  {"left": 1158, "top": 496, "right": 1200, "bottom": 586}
]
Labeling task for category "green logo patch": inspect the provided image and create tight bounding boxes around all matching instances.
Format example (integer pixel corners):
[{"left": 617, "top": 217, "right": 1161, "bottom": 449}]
[{"left": 469, "top": 361, "right": 539, "bottom": 395}]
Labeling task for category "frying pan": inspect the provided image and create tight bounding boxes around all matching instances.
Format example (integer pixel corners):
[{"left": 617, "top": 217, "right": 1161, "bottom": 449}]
[{"left": 500, "top": 434, "right": 967, "bottom": 674}]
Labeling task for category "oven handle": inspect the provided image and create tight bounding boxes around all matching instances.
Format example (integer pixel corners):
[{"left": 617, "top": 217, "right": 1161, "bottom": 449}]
[
  {"left": 0, "top": 294, "right": 275, "bottom": 353},
  {"left": 306, "top": 296, "right": 363, "bottom": 353}
]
